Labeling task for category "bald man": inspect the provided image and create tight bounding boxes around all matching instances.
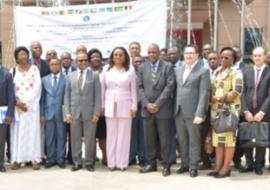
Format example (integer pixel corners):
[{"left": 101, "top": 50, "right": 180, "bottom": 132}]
[{"left": 137, "top": 43, "right": 174, "bottom": 176}]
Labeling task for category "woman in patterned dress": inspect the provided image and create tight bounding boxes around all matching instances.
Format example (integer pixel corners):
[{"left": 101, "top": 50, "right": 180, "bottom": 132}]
[
  {"left": 10, "top": 46, "right": 42, "bottom": 170},
  {"left": 207, "top": 47, "right": 243, "bottom": 178}
]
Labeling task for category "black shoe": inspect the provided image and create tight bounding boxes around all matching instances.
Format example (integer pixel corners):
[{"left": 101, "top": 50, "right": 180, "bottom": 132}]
[
  {"left": 71, "top": 164, "right": 82, "bottom": 172},
  {"left": 45, "top": 162, "right": 56, "bottom": 168},
  {"left": 85, "top": 165, "right": 95, "bottom": 172},
  {"left": 199, "top": 164, "right": 211, "bottom": 170},
  {"left": 234, "top": 162, "right": 243, "bottom": 170},
  {"left": 139, "top": 164, "right": 157, "bottom": 173},
  {"left": 214, "top": 171, "right": 231, "bottom": 178},
  {"left": 162, "top": 167, "right": 171, "bottom": 177},
  {"left": 190, "top": 169, "right": 198, "bottom": 177},
  {"left": 58, "top": 163, "right": 66, "bottom": 169},
  {"left": 139, "top": 160, "right": 145, "bottom": 167},
  {"left": 176, "top": 167, "right": 189, "bottom": 174},
  {"left": 207, "top": 171, "right": 218, "bottom": 177},
  {"left": 0, "top": 166, "right": 6, "bottom": 172},
  {"left": 128, "top": 159, "right": 137, "bottom": 166},
  {"left": 254, "top": 167, "right": 263, "bottom": 175},
  {"left": 239, "top": 166, "right": 253, "bottom": 173}
]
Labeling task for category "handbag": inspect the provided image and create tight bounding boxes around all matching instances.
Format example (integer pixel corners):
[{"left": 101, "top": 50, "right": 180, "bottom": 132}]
[
  {"left": 238, "top": 122, "right": 270, "bottom": 148},
  {"left": 211, "top": 105, "right": 239, "bottom": 133}
]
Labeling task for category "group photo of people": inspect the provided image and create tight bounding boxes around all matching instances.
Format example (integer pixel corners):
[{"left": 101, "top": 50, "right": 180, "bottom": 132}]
[{"left": 1, "top": 39, "right": 270, "bottom": 180}]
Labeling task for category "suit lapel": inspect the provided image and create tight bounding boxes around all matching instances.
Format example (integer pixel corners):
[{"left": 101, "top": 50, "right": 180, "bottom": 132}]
[
  {"left": 257, "top": 66, "right": 268, "bottom": 87},
  {"left": 177, "top": 66, "right": 184, "bottom": 86},
  {"left": 82, "top": 70, "right": 91, "bottom": 94},
  {"left": 154, "top": 60, "right": 163, "bottom": 85}
]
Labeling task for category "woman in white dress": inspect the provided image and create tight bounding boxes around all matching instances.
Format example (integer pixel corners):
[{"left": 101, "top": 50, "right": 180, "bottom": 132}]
[{"left": 10, "top": 46, "right": 42, "bottom": 170}]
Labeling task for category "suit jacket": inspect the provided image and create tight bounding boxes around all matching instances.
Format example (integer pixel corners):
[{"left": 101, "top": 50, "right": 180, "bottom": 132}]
[
  {"left": 137, "top": 59, "right": 175, "bottom": 119},
  {"left": 30, "top": 58, "right": 50, "bottom": 78},
  {"left": 0, "top": 67, "right": 15, "bottom": 118},
  {"left": 174, "top": 62, "right": 210, "bottom": 119},
  {"left": 241, "top": 65, "right": 270, "bottom": 119},
  {"left": 64, "top": 69, "right": 101, "bottom": 120},
  {"left": 101, "top": 65, "right": 137, "bottom": 118},
  {"left": 41, "top": 73, "right": 66, "bottom": 121}
]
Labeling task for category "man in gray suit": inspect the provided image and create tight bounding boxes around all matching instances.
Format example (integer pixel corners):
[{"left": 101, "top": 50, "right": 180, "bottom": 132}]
[
  {"left": 64, "top": 53, "right": 101, "bottom": 172},
  {"left": 175, "top": 45, "right": 210, "bottom": 177},
  {"left": 137, "top": 44, "right": 175, "bottom": 176}
]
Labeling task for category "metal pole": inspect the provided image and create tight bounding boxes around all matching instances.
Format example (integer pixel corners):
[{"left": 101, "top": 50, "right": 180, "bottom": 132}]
[
  {"left": 86, "top": 0, "right": 90, "bottom": 4},
  {"left": 240, "top": 0, "right": 245, "bottom": 56},
  {"left": 213, "top": 0, "right": 219, "bottom": 51},
  {"left": 169, "top": 0, "right": 174, "bottom": 47},
  {"left": 187, "top": 0, "right": 192, "bottom": 44}
]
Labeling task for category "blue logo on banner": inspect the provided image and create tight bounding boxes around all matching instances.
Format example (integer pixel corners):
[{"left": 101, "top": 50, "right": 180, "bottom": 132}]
[{"left": 83, "top": 15, "right": 90, "bottom": 22}]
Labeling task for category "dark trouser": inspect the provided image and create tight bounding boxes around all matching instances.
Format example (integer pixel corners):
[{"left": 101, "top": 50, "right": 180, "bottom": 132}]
[
  {"left": 129, "top": 110, "right": 145, "bottom": 161},
  {"left": 65, "top": 122, "right": 73, "bottom": 163},
  {"left": 244, "top": 147, "right": 266, "bottom": 169},
  {"left": 0, "top": 124, "right": 7, "bottom": 166},
  {"left": 143, "top": 116, "right": 171, "bottom": 168},
  {"left": 200, "top": 108, "right": 211, "bottom": 166},
  {"left": 233, "top": 135, "right": 244, "bottom": 165}
]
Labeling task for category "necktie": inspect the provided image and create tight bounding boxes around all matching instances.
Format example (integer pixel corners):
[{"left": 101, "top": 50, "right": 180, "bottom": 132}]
[
  {"left": 78, "top": 70, "right": 83, "bottom": 92},
  {"left": 65, "top": 68, "right": 68, "bottom": 75},
  {"left": 151, "top": 64, "right": 157, "bottom": 83},
  {"left": 34, "top": 59, "right": 41, "bottom": 70},
  {"left": 252, "top": 69, "right": 261, "bottom": 108},
  {"left": 53, "top": 75, "right": 58, "bottom": 94}
]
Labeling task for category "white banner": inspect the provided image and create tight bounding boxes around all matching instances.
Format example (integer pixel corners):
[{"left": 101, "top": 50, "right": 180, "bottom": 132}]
[{"left": 14, "top": 0, "right": 167, "bottom": 58}]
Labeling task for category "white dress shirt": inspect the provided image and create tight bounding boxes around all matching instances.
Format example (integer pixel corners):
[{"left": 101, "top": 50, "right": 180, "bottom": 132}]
[{"left": 183, "top": 61, "right": 198, "bottom": 83}]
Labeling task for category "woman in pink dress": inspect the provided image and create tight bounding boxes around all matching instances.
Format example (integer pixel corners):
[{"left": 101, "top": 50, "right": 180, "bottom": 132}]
[{"left": 101, "top": 47, "right": 137, "bottom": 171}]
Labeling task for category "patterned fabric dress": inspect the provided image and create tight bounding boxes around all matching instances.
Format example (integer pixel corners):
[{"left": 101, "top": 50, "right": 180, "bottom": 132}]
[
  {"left": 211, "top": 66, "right": 243, "bottom": 147},
  {"left": 10, "top": 65, "right": 42, "bottom": 163}
]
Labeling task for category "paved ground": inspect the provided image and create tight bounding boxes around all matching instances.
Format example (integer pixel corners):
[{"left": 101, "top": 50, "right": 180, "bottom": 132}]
[{"left": 1, "top": 162, "right": 270, "bottom": 190}]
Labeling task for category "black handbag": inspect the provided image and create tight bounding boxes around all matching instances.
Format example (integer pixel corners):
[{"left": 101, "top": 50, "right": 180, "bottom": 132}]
[
  {"left": 211, "top": 107, "right": 239, "bottom": 133},
  {"left": 238, "top": 122, "right": 270, "bottom": 148}
]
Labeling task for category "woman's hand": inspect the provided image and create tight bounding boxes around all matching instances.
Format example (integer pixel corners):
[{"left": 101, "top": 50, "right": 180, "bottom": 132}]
[{"left": 130, "top": 109, "right": 137, "bottom": 118}]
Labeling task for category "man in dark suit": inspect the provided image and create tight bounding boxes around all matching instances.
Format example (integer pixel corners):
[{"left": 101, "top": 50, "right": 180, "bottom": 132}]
[
  {"left": 240, "top": 46, "right": 270, "bottom": 175},
  {"left": 64, "top": 53, "right": 101, "bottom": 172},
  {"left": 137, "top": 44, "right": 175, "bottom": 176},
  {"left": 30, "top": 41, "right": 50, "bottom": 78},
  {"left": 0, "top": 66, "right": 15, "bottom": 172},
  {"left": 174, "top": 45, "right": 210, "bottom": 177},
  {"left": 41, "top": 58, "right": 66, "bottom": 168}
]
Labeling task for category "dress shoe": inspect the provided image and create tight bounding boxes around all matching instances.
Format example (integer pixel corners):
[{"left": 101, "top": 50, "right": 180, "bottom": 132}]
[
  {"left": 139, "top": 164, "right": 157, "bottom": 173},
  {"left": 139, "top": 160, "right": 145, "bottom": 167},
  {"left": 0, "top": 166, "right": 6, "bottom": 172},
  {"left": 176, "top": 167, "right": 189, "bottom": 174},
  {"left": 71, "top": 164, "right": 82, "bottom": 172},
  {"left": 254, "top": 167, "right": 263, "bottom": 175},
  {"left": 32, "top": 163, "right": 40, "bottom": 170},
  {"left": 190, "top": 169, "right": 198, "bottom": 177},
  {"left": 239, "top": 166, "right": 253, "bottom": 173},
  {"left": 58, "top": 163, "right": 66, "bottom": 169},
  {"left": 207, "top": 171, "right": 218, "bottom": 177},
  {"left": 128, "top": 159, "right": 137, "bottom": 166},
  {"left": 85, "top": 165, "right": 95, "bottom": 172},
  {"left": 234, "top": 162, "right": 243, "bottom": 170},
  {"left": 11, "top": 162, "right": 20, "bottom": 170},
  {"left": 45, "top": 162, "right": 56, "bottom": 168},
  {"left": 162, "top": 167, "right": 171, "bottom": 177},
  {"left": 214, "top": 170, "right": 231, "bottom": 178}
]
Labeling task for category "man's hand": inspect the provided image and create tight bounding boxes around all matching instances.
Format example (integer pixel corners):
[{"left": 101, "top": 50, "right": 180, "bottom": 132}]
[
  {"left": 146, "top": 103, "right": 156, "bottom": 113},
  {"left": 244, "top": 111, "right": 254, "bottom": 122},
  {"left": 65, "top": 114, "right": 73, "bottom": 124},
  {"left": 193, "top": 116, "right": 204, "bottom": 125},
  {"left": 254, "top": 111, "right": 264, "bottom": 122},
  {"left": 152, "top": 104, "right": 159, "bottom": 113},
  {"left": 16, "top": 100, "right": 27, "bottom": 112},
  {"left": 91, "top": 115, "right": 99, "bottom": 124},
  {"left": 130, "top": 109, "right": 137, "bottom": 118},
  {"left": 40, "top": 116, "right": 46, "bottom": 127},
  {"left": 4, "top": 116, "right": 13, "bottom": 125}
]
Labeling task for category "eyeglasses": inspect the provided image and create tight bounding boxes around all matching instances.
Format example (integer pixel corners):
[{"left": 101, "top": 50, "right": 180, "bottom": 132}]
[{"left": 184, "top": 52, "right": 196, "bottom": 55}]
